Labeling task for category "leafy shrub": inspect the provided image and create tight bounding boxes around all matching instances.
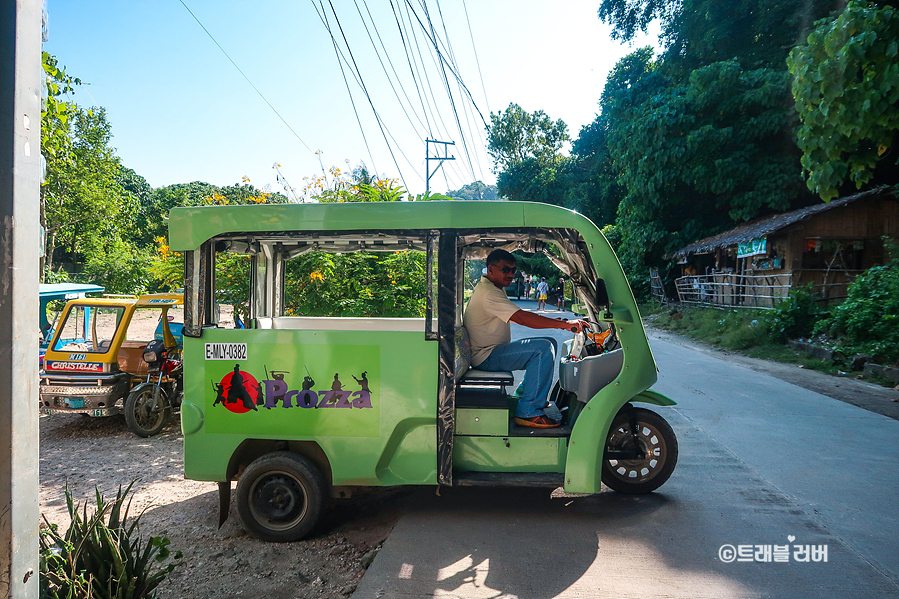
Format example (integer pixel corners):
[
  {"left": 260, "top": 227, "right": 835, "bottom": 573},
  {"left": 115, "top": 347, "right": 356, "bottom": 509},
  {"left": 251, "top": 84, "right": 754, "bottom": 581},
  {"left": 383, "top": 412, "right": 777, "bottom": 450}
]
[
  {"left": 764, "top": 284, "right": 824, "bottom": 341},
  {"left": 40, "top": 482, "right": 181, "bottom": 599},
  {"left": 43, "top": 267, "right": 72, "bottom": 284},
  {"left": 815, "top": 257, "right": 899, "bottom": 364}
]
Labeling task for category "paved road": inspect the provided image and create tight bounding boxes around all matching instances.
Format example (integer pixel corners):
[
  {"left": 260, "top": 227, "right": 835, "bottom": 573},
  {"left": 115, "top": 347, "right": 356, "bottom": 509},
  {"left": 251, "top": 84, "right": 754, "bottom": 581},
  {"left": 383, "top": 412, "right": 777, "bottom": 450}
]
[{"left": 354, "top": 304, "right": 899, "bottom": 598}]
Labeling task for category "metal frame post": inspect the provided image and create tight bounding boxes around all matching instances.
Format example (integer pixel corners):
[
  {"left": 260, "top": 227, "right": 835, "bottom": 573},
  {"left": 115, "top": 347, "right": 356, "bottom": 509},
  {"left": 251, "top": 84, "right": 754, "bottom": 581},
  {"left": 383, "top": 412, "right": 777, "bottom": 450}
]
[{"left": 0, "top": 0, "right": 42, "bottom": 596}]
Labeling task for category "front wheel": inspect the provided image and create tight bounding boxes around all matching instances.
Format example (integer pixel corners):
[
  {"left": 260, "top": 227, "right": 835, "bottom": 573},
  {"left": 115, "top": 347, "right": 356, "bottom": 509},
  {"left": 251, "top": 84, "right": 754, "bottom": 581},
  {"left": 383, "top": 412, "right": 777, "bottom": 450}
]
[
  {"left": 237, "top": 452, "right": 327, "bottom": 542},
  {"left": 601, "top": 407, "right": 678, "bottom": 494},
  {"left": 124, "top": 385, "right": 168, "bottom": 437}
]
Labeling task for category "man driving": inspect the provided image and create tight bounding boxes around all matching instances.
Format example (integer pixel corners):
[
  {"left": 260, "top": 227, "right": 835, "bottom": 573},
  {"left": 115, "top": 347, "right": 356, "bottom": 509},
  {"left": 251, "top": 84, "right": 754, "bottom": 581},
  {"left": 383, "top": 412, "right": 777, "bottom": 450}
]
[{"left": 463, "top": 249, "right": 587, "bottom": 428}]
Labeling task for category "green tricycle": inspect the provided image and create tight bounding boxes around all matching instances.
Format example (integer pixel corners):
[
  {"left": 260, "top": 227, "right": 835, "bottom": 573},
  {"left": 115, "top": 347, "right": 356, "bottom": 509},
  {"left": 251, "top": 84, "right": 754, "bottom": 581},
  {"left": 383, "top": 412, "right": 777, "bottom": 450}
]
[{"left": 168, "top": 201, "right": 678, "bottom": 542}]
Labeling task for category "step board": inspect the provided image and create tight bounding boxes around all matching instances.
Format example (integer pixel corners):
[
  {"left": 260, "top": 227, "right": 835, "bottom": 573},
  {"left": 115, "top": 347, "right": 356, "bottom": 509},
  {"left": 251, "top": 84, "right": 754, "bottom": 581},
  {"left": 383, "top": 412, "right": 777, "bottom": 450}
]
[
  {"left": 507, "top": 422, "right": 573, "bottom": 438},
  {"left": 452, "top": 471, "right": 564, "bottom": 488}
]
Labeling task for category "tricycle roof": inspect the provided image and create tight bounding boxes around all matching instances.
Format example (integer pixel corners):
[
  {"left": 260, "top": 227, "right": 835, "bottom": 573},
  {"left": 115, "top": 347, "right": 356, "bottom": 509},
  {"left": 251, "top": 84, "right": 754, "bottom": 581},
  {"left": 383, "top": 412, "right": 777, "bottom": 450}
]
[
  {"left": 59, "top": 293, "right": 183, "bottom": 307},
  {"left": 39, "top": 283, "right": 105, "bottom": 301},
  {"left": 167, "top": 201, "right": 596, "bottom": 251}
]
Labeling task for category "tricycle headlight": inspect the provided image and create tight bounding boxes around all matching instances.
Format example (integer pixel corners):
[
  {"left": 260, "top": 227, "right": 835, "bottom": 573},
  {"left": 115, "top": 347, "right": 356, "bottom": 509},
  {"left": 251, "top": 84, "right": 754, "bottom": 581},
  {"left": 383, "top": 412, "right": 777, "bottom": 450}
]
[{"left": 143, "top": 351, "right": 157, "bottom": 363}]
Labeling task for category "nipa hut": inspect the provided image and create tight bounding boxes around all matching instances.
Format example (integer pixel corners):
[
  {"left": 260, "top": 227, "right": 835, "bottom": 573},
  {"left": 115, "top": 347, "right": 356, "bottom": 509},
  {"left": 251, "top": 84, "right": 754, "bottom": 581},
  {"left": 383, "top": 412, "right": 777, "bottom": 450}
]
[{"left": 669, "top": 186, "right": 898, "bottom": 308}]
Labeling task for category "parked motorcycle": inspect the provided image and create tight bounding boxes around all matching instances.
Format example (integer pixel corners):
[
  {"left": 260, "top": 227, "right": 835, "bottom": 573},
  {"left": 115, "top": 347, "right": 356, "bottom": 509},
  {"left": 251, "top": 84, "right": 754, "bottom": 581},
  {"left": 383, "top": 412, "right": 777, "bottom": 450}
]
[{"left": 124, "top": 338, "right": 183, "bottom": 437}]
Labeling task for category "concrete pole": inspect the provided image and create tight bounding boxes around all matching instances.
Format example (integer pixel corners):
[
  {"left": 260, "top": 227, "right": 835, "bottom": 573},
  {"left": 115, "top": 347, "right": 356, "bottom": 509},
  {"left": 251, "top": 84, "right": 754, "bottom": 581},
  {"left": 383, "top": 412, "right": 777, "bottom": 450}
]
[{"left": 0, "top": 0, "right": 42, "bottom": 597}]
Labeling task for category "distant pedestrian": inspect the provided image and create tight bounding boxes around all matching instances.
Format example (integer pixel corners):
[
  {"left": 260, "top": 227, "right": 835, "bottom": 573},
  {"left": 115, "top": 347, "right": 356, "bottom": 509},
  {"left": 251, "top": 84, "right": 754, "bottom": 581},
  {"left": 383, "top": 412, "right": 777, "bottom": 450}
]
[
  {"left": 536, "top": 277, "right": 549, "bottom": 311},
  {"left": 523, "top": 276, "right": 532, "bottom": 300},
  {"left": 556, "top": 277, "right": 566, "bottom": 311}
]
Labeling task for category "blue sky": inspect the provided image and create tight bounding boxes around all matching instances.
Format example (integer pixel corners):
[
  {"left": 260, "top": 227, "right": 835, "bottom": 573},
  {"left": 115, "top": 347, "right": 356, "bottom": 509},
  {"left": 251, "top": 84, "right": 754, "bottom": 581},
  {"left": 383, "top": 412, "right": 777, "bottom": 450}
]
[{"left": 44, "top": 0, "right": 657, "bottom": 196}]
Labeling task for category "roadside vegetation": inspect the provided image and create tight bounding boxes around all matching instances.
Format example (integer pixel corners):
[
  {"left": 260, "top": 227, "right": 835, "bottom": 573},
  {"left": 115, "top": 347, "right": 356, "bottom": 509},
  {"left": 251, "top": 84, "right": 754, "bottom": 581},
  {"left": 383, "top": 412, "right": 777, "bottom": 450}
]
[{"left": 642, "top": 247, "right": 899, "bottom": 384}]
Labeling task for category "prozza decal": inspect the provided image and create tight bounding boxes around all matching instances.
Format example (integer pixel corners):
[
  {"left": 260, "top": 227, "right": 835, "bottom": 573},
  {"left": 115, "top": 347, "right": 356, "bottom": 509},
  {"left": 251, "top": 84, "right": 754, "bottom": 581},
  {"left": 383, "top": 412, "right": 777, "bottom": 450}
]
[{"left": 211, "top": 364, "right": 373, "bottom": 414}]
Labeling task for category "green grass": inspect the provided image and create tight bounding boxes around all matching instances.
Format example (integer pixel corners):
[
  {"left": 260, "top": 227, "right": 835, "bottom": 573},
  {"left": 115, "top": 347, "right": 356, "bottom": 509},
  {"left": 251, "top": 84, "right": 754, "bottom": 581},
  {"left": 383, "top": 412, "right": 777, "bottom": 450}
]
[
  {"left": 640, "top": 303, "right": 846, "bottom": 378},
  {"left": 637, "top": 300, "right": 897, "bottom": 389},
  {"left": 641, "top": 303, "right": 772, "bottom": 351},
  {"left": 743, "top": 343, "right": 844, "bottom": 376}
]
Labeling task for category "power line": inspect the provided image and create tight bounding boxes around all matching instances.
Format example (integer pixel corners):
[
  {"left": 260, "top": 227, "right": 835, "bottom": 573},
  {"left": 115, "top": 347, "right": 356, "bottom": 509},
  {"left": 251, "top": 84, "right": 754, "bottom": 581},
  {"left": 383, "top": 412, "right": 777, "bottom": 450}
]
[
  {"left": 359, "top": 0, "right": 430, "bottom": 136},
  {"left": 311, "top": 1, "right": 379, "bottom": 176},
  {"left": 404, "top": 0, "right": 489, "bottom": 131},
  {"left": 414, "top": 1, "right": 477, "bottom": 182},
  {"left": 433, "top": 0, "right": 486, "bottom": 184},
  {"left": 325, "top": 0, "right": 413, "bottom": 191},
  {"left": 389, "top": 0, "right": 433, "bottom": 137},
  {"left": 401, "top": 2, "right": 452, "bottom": 143},
  {"left": 178, "top": 0, "right": 315, "bottom": 155},
  {"left": 462, "top": 0, "right": 491, "bottom": 116}
]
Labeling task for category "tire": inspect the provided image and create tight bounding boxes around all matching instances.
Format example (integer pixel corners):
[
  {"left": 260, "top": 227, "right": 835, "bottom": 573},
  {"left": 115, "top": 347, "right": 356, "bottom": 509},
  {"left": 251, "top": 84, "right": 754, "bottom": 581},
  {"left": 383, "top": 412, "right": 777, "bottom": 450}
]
[
  {"left": 601, "top": 407, "right": 678, "bottom": 494},
  {"left": 124, "top": 385, "right": 168, "bottom": 437},
  {"left": 237, "top": 452, "right": 327, "bottom": 542}
]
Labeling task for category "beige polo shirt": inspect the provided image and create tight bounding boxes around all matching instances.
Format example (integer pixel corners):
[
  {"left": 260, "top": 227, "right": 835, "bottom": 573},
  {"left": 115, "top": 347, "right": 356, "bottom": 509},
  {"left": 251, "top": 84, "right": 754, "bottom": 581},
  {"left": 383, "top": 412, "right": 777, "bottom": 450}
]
[{"left": 463, "top": 276, "right": 521, "bottom": 366}]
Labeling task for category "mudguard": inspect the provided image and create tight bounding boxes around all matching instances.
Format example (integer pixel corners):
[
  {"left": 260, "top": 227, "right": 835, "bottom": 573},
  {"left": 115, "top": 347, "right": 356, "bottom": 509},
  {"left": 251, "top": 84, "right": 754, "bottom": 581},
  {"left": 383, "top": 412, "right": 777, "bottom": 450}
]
[{"left": 630, "top": 389, "right": 676, "bottom": 407}]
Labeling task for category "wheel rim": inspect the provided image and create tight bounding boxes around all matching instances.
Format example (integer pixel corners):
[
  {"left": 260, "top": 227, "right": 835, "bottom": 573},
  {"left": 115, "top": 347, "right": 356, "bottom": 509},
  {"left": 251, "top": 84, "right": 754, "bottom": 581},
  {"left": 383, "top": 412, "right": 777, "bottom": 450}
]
[
  {"left": 248, "top": 470, "right": 309, "bottom": 531},
  {"left": 606, "top": 419, "right": 668, "bottom": 484},
  {"left": 132, "top": 389, "right": 165, "bottom": 430}
]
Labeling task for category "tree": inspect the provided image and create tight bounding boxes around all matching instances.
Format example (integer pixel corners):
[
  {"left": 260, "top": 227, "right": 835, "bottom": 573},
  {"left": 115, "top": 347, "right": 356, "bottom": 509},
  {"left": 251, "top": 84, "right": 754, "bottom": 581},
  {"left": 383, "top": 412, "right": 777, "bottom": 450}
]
[
  {"left": 565, "top": 116, "right": 624, "bottom": 228},
  {"left": 601, "top": 50, "right": 808, "bottom": 273},
  {"left": 597, "top": 0, "right": 839, "bottom": 72},
  {"left": 41, "top": 104, "right": 133, "bottom": 276},
  {"left": 486, "top": 103, "right": 569, "bottom": 172},
  {"left": 788, "top": 1, "right": 899, "bottom": 201},
  {"left": 446, "top": 181, "right": 499, "bottom": 201}
]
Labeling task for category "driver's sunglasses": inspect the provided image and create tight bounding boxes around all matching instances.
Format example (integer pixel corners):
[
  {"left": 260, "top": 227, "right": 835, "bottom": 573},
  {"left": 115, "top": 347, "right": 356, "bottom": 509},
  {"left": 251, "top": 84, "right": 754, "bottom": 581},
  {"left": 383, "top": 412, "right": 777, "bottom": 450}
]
[{"left": 499, "top": 266, "right": 517, "bottom": 274}]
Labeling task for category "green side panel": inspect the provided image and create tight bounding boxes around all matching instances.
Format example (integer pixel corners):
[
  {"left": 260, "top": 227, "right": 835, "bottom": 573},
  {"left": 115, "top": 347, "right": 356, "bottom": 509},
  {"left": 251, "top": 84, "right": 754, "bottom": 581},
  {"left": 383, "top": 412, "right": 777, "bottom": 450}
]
[
  {"left": 182, "top": 328, "right": 437, "bottom": 486},
  {"left": 454, "top": 408, "right": 509, "bottom": 436},
  {"left": 375, "top": 421, "right": 437, "bottom": 484},
  {"left": 453, "top": 436, "right": 566, "bottom": 473}
]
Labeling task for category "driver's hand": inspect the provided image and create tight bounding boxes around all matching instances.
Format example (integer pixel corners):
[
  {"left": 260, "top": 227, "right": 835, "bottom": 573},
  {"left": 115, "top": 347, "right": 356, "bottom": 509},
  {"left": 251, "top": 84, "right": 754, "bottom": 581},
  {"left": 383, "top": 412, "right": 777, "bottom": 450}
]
[{"left": 564, "top": 319, "right": 588, "bottom": 333}]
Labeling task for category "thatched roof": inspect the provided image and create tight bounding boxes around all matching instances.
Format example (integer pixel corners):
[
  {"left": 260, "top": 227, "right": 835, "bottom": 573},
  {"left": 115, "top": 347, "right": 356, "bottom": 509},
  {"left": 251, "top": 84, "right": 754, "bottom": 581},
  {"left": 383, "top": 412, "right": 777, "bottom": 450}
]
[{"left": 672, "top": 186, "right": 897, "bottom": 258}]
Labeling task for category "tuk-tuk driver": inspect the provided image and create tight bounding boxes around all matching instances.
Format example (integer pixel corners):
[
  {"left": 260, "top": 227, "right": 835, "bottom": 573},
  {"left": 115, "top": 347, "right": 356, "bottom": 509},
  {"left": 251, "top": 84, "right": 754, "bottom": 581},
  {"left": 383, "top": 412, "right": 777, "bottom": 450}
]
[{"left": 464, "top": 249, "right": 588, "bottom": 428}]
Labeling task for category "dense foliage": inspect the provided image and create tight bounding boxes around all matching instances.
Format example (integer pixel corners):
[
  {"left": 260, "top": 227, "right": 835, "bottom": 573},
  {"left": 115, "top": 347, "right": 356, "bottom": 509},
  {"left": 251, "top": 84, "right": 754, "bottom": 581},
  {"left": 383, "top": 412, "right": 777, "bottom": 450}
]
[
  {"left": 764, "top": 285, "right": 825, "bottom": 341},
  {"left": 788, "top": 1, "right": 899, "bottom": 201},
  {"left": 815, "top": 249, "right": 899, "bottom": 363}
]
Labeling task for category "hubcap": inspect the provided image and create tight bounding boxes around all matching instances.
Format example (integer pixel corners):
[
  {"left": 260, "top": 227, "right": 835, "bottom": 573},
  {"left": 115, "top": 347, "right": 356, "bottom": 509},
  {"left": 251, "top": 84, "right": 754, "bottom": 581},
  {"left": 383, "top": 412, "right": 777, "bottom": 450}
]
[
  {"left": 606, "top": 420, "right": 666, "bottom": 484},
  {"left": 249, "top": 472, "right": 308, "bottom": 531}
]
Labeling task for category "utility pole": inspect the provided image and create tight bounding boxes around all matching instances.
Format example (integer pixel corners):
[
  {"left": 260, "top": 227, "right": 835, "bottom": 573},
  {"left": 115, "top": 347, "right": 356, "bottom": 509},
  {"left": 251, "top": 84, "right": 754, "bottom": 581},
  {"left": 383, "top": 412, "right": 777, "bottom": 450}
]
[
  {"left": 425, "top": 139, "right": 455, "bottom": 194},
  {"left": 0, "top": 0, "right": 42, "bottom": 597}
]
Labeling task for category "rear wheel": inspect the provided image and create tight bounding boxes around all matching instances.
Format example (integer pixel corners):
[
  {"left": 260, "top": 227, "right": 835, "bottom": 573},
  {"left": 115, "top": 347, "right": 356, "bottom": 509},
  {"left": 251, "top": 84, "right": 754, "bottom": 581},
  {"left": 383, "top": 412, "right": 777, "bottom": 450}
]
[
  {"left": 237, "top": 452, "right": 327, "bottom": 542},
  {"left": 124, "top": 385, "right": 168, "bottom": 437},
  {"left": 601, "top": 407, "right": 677, "bottom": 494}
]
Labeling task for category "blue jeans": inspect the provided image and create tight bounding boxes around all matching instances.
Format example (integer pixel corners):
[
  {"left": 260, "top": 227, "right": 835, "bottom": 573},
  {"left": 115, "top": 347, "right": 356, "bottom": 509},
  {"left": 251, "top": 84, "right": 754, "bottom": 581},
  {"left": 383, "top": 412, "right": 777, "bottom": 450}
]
[{"left": 476, "top": 338, "right": 554, "bottom": 419}]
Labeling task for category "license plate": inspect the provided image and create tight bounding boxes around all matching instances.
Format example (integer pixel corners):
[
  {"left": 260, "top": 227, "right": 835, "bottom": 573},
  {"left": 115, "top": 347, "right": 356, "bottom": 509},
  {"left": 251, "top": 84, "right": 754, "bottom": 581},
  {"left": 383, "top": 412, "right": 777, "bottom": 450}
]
[
  {"left": 65, "top": 398, "right": 85, "bottom": 409},
  {"left": 204, "top": 343, "right": 248, "bottom": 360},
  {"left": 91, "top": 409, "right": 107, "bottom": 417}
]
